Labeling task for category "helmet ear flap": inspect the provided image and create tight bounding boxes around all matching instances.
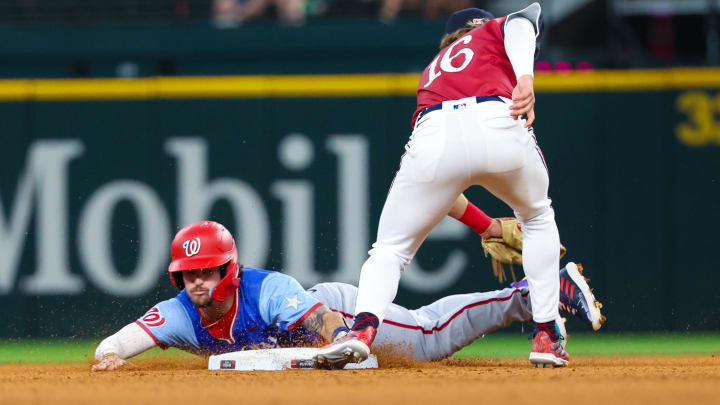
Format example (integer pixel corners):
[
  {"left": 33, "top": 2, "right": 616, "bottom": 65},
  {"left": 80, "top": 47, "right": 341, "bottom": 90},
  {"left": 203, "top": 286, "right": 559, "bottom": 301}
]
[
  {"left": 223, "top": 260, "right": 243, "bottom": 278},
  {"left": 172, "top": 272, "right": 185, "bottom": 290},
  {"left": 219, "top": 262, "right": 229, "bottom": 279}
]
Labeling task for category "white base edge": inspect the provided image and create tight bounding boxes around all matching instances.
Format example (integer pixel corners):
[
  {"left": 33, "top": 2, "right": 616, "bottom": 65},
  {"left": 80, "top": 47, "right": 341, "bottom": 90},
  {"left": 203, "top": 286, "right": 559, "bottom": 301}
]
[{"left": 208, "top": 347, "right": 379, "bottom": 371}]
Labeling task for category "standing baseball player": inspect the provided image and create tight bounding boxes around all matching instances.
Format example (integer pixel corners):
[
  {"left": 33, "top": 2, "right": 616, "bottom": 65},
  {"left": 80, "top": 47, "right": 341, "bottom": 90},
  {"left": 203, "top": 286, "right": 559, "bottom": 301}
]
[
  {"left": 315, "top": 3, "right": 567, "bottom": 369},
  {"left": 92, "top": 220, "right": 603, "bottom": 370}
]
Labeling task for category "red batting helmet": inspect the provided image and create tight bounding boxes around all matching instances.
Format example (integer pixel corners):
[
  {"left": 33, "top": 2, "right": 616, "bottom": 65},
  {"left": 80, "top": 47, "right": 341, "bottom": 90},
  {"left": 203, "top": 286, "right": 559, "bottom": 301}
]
[{"left": 168, "top": 221, "right": 240, "bottom": 290}]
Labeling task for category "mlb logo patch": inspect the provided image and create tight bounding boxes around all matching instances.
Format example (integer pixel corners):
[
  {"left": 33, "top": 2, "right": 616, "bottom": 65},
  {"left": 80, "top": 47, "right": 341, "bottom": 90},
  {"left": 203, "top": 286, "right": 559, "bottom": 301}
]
[
  {"left": 453, "top": 103, "right": 468, "bottom": 110},
  {"left": 220, "top": 360, "right": 236, "bottom": 369}
]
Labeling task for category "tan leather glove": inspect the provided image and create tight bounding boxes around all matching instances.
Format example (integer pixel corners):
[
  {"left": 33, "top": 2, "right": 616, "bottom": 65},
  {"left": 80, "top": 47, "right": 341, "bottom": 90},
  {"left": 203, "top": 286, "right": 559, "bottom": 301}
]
[{"left": 481, "top": 218, "right": 567, "bottom": 283}]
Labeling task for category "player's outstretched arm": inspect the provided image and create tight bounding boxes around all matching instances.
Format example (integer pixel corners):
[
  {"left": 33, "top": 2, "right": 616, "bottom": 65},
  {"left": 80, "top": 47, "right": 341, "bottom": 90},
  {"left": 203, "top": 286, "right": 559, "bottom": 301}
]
[
  {"left": 300, "top": 305, "right": 349, "bottom": 344},
  {"left": 91, "top": 322, "right": 157, "bottom": 371}
]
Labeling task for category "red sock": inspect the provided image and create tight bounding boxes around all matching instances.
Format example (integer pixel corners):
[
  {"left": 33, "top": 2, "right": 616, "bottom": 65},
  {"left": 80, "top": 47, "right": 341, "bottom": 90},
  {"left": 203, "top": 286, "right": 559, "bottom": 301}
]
[{"left": 457, "top": 202, "right": 493, "bottom": 234}]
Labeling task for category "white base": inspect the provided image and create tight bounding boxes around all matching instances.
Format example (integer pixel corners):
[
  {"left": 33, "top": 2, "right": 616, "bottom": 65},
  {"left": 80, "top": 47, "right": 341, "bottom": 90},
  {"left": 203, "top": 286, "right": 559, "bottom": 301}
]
[{"left": 208, "top": 348, "right": 379, "bottom": 371}]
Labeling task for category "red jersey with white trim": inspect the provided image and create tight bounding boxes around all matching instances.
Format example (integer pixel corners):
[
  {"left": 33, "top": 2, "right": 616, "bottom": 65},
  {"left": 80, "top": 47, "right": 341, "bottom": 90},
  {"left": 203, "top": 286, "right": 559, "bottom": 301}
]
[{"left": 413, "top": 16, "right": 514, "bottom": 126}]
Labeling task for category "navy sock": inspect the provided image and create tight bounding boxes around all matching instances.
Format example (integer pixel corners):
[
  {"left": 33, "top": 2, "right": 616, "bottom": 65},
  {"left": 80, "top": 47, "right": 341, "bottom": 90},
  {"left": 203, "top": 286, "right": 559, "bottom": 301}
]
[
  {"left": 536, "top": 321, "right": 560, "bottom": 342},
  {"left": 352, "top": 312, "right": 379, "bottom": 331}
]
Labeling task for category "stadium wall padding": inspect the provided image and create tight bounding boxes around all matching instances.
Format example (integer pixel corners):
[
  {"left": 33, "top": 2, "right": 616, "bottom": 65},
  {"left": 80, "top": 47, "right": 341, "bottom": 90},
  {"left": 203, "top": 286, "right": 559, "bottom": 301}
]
[{"left": 0, "top": 71, "right": 719, "bottom": 337}]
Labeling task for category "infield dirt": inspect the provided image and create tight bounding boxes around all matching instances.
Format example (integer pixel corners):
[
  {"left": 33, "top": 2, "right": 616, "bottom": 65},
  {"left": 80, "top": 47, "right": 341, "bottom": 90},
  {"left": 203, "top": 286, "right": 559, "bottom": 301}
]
[{"left": 1, "top": 354, "right": 718, "bottom": 405}]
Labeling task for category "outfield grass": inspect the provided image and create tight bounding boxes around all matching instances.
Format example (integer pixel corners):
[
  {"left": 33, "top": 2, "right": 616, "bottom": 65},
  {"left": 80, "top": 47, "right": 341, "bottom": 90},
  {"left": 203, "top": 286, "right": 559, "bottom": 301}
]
[
  {"left": 0, "top": 339, "right": 195, "bottom": 364},
  {"left": 454, "top": 332, "right": 720, "bottom": 358},
  {"left": 1, "top": 333, "right": 718, "bottom": 364}
]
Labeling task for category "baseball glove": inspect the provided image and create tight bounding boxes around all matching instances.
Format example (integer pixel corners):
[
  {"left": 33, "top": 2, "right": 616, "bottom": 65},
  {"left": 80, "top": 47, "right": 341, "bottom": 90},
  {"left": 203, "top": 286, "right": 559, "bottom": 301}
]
[{"left": 481, "top": 218, "right": 567, "bottom": 283}]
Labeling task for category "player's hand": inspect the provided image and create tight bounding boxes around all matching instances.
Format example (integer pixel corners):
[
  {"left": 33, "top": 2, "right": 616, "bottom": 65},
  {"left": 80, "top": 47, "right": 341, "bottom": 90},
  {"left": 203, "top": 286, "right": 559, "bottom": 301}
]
[
  {"left": 510, "top": 74, "right": 535, "bottom": 128},
  {"left": 480, "top": 218, "right": 502, "bottom": 239},
  {"left": 91, "top": 353, "right": 126, "bottom": 372}
]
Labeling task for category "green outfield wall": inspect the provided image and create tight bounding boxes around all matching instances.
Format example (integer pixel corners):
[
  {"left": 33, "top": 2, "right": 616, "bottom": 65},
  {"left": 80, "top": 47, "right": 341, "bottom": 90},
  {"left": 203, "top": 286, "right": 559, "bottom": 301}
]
[{"left": 0, "top": 70, "right": 719, "bottom": 338}]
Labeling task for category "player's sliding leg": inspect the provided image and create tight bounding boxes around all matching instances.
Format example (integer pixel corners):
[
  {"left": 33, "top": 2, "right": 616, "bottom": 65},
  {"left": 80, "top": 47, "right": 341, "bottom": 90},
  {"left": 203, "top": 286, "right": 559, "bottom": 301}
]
[
  {"left": 381, "top": 262, "right": 604, "bottom": 361},
  {"left": 406, "top": 286, "right": 533, "bottom": 361},
  {"left": 308, "top": 281, "right": 533, "bottom": 362},
  {"left": 308, "top": 262, "right": 604, "bottom": 362}
]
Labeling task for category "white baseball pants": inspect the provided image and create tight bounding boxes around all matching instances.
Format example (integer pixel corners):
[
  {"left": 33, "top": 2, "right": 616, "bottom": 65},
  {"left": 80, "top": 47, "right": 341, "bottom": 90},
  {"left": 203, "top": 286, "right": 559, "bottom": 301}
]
[{"left": 355, "top": 96, "right": 560, "bottom": 324}]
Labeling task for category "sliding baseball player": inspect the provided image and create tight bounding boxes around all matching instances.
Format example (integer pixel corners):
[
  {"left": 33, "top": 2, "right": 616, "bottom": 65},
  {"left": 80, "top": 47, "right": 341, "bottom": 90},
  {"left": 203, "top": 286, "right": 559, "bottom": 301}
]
[{"left": 92, "top": 221, "right": 603, "bottom": 371}]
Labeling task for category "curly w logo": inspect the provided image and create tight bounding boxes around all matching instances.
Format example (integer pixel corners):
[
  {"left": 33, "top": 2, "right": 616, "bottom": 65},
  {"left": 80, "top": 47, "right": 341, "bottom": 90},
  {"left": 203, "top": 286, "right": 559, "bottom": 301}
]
[{"left": 182, "top": 237, "right": 201, "bottom": 257}]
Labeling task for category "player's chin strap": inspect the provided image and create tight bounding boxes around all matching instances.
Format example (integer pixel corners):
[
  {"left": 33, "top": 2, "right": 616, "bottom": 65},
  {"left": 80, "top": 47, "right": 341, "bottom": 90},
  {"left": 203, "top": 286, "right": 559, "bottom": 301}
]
[{"left": 209, "top": 264, "right": 243, "bottom": 302}]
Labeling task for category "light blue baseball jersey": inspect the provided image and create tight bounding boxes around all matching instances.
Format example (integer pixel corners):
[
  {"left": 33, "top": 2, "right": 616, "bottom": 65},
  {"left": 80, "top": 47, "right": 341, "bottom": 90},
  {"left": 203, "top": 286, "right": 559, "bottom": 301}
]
[{"left": 135, "top": 268, "right": 322, "bottom": 354}]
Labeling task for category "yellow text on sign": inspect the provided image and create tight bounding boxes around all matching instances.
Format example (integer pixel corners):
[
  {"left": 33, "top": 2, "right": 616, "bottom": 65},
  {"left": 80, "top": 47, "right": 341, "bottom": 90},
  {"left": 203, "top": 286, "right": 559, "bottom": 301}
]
[{"left": 675, "top": 91, "right": 720, "bottom": 146}]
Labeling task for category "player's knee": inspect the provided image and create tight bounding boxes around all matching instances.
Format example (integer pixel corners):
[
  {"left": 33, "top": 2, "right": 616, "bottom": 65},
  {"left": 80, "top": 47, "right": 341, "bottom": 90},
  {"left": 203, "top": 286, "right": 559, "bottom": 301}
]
[
  {"left": 515, "top": 201, "right": 554, "bottom": 224},
  {"left": 367, "top": 245, "right": 410, "bottom": 271}
]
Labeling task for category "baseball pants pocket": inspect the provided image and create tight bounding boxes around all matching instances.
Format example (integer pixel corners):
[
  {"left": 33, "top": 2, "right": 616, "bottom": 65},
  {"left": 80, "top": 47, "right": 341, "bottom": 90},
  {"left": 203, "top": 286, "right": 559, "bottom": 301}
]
[{"left": 481, "top": 118, "right": 531, "bottom": 174}]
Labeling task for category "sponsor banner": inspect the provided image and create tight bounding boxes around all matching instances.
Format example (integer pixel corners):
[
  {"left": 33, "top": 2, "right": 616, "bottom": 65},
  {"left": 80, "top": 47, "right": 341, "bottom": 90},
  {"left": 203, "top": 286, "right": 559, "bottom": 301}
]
[{"left": 0, "top": 88, "right": 719, "bottom": 336}]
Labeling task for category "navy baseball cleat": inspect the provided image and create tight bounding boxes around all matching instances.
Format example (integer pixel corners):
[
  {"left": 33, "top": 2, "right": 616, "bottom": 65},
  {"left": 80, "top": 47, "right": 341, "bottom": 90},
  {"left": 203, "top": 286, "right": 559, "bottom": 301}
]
[
  {"left": 559, "top": 262, "right": 605, "bottom": 331},
  {"left": 313, "top": 326, "right": 376, "bottom": 370}
]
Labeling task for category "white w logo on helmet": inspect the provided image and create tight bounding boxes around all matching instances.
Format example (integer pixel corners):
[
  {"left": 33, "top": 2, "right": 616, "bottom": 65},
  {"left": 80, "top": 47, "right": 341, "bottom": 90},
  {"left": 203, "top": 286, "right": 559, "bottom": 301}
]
[{"left": 182, "top": 237, "right": 201, "bottom": 257}]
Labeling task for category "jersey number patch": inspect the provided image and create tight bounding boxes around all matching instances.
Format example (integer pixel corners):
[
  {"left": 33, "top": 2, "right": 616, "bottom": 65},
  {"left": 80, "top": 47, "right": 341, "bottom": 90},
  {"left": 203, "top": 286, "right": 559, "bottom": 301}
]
[
  {"left": 424, "top": 35, "right": 474, "bottom": 88},
  {"left": 142, "top": 307, "right": 166, "bottom": 327}
]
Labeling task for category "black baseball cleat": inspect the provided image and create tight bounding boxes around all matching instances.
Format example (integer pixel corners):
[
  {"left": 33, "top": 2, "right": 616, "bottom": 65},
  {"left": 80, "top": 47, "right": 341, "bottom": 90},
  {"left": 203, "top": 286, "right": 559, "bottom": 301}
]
[{"left": 559, "top": 262, "right": 606, "bottom": 331}]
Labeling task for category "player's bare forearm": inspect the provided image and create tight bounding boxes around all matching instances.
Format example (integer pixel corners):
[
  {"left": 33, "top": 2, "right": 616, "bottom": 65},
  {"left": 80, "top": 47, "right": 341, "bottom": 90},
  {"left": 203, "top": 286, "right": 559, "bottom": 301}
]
[
  {"left": 448, "top": 194, "right": 501, "bottom": 238},
  {"left": 301, "top": 305, "right": 347, "bottom": 343},
  {"left": 448, "top": 194, "right": 469, "bottom": 219}
]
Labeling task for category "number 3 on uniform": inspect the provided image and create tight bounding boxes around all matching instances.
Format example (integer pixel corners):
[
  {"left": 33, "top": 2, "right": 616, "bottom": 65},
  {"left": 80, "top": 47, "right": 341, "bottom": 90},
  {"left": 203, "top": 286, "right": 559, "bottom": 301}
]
[{"left": 425, "top": 35, "right": 475, "bottom": 88}]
